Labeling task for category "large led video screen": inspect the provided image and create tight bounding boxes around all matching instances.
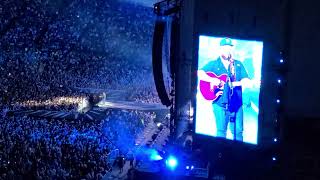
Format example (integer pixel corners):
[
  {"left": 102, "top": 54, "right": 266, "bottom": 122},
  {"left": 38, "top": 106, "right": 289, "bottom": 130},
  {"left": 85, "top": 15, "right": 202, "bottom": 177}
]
[{"left": 195, "top": 36, "right": 263, "bottom": 145}]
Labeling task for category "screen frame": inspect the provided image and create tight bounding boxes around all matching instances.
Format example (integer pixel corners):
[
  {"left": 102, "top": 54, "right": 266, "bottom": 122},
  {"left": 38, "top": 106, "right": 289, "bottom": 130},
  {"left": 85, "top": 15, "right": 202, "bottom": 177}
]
[{"left": 191, "top": 33, "right": 273, "bottom": 149}]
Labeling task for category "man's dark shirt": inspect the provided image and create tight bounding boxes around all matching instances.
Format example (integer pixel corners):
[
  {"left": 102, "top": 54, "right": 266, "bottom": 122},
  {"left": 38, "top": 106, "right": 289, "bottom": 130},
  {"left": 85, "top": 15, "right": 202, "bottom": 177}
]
[{"left": 201, "top": 57, "right": 249, "bottom": 112}]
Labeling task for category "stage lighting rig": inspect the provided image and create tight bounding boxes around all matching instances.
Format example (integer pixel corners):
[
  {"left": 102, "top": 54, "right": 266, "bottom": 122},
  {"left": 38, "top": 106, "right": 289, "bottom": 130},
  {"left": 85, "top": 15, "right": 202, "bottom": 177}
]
[{"left": 153, "top": 0, "right": 182, "bottom": 16}]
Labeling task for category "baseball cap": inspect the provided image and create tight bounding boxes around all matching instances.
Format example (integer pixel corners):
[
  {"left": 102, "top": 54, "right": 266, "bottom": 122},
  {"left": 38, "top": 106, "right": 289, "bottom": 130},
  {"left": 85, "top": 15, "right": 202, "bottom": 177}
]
[{"left": 220, "top": 38, "right": 234, "bottom": 46}]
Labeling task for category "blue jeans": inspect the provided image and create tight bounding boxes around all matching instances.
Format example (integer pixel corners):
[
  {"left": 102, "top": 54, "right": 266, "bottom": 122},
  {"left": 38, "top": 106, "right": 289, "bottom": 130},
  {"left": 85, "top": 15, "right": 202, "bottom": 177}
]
[{"left": 213, "top": 103, "right": 243, "bottom": 141}]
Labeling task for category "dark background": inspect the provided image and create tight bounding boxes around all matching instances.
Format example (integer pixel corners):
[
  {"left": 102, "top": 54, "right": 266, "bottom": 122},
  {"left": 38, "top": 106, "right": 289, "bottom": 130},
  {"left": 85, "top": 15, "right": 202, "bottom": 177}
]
[
  {"left": 177, "top": 0, "right": 320, "bottom": 179},
  {"left": 285, "top": 0, "right": 320, "bottom": 118}
]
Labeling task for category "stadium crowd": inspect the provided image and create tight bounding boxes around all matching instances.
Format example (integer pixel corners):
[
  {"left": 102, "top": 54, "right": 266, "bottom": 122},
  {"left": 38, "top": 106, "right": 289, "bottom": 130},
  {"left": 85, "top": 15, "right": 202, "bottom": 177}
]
[
  {"left": 0, "top": 0, "right": 159, "bottom": 107},
  {"left": 0, "top": 0, "right": 161, "bottom": 179},
  {"left": 0, "top": 108, "right": 155, "bottom": 179}
]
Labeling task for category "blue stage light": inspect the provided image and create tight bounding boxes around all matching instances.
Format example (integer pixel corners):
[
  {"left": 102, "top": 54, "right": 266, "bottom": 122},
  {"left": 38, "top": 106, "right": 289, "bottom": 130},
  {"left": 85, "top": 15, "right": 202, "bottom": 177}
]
[
  {"left": 191, "top": 165, "right": 194, "bottom": 170},
  {"left": 280, "top": 59, "right": 284, "bottom": 63},
  {"left": 150, "top": 154, "right": 163, "bottom": 161},
  {"left": 149, "top": 149, "right": 163, "bottom": 161},
  {"left": 272, "top": 157, "right": 276, "bottom": 161},
  {"left": 276, "top": 99, "right": 280, "bottom": 104},
  {"left": 186, "top": 166, "right": 190, "bottom": 170},
  {"left": 166, "top": 156, "right": 178, "bottom": 170},
  {"left": 274, "top": 138, "right": 278, "bottom": 142}
]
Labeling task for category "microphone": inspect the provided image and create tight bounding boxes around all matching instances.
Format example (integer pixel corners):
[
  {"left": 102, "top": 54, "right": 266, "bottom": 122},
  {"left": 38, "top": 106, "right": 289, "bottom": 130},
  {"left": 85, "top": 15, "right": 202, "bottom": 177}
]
[
  {"left": 228, "top": 56, "right": 235, "bottom": 90},
  {"left": 227, "top": 54, "right": 232, "bottom": 61},
  {"left": 231, "top": 62, "right": 235, "bottom": 75}
]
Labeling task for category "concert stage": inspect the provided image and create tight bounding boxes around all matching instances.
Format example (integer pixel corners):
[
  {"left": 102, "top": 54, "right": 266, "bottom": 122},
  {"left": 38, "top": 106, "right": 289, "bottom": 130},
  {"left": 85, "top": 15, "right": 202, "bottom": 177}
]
[
  {"left": 98, "top": 100, "right": 167, "bottom": 111},
  {"left": 11, "top": 107, "right": 108, "bottom": 122}
]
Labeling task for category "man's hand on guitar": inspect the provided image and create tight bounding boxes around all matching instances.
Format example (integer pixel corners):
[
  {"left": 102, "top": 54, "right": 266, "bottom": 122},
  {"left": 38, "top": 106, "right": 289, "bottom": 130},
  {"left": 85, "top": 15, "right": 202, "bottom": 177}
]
[
  {"left": 198, "top": 72, "right": 228, "bottom": 101},
  {"left": 209, "top": 78, "right": 221, "bottom": 91},
  {"left": 218, "top": 80, "right": 225, "bottom": 89}
]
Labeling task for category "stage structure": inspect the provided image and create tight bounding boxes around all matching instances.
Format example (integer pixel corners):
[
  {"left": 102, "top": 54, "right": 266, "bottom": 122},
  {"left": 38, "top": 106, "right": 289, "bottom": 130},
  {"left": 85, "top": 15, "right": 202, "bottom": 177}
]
[
  {"left": 152, "top": 0, "right": 182, "bottom": 142},
  {"left": 151, "top": 0, "right": 288, "bottom": 179}
]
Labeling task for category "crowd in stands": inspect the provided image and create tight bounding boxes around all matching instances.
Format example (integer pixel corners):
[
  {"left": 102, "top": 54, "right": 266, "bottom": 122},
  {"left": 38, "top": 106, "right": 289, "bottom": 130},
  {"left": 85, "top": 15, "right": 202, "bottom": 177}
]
[
  {"left": 0, "top": 0, "right": 160, "bottom": 108},
  {"left": 102, "top": 110, "right": 156, "bottom": 151},
  {"left": 0, "top": 0, "right": 162, "bottom": 179},
  {"left": 0, "top": 108, "right": 155, "bottom": 179},
  {"left": 0, "top": 115, "right": 111, "bottom": 179}
]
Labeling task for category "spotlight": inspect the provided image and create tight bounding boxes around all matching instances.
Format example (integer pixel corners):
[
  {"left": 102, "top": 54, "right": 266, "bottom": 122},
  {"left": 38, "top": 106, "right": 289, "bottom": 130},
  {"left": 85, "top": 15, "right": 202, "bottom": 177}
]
[
  {"left": 191, "top": 165, "right": 194, "bottom": 170},
  {"left": 276, "top": 99, "right": 280, "bottom": 104},
  {"left": 274, "top": 138, "right": 278, "bottom": 142},
  {"left": 157, "top": 122, "right": 162, "bottom": 127},
  {"left": 166, "top": 156, "right": 178, "bottom": 170},
  {"left": 277, "top": 79, "right": 281, "bottom": 84},
  {"left": 272, "top": 157, "right": 277, "bottom": 161},
  {"left": 186, "top": 166, "right": 190, "bottom": 170},
  {"left": 280, "top": 59, "right": 284, "bottom": 63}
]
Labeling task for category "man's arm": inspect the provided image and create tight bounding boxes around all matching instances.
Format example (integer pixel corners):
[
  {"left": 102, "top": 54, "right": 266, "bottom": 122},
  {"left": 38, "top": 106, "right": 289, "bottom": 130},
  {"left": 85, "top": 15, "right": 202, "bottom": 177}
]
[
  {"left": 237, "top": 61, "right": 250, "bottom": 89},
  {"left": 197, "top": 70, "right": 221, "bottom": 86},
  {"left": 239, "top": 62, "right": 260, "bottom": 89},
  {"left": 240, "top": 78, "right": 253, "bottom": 89}
]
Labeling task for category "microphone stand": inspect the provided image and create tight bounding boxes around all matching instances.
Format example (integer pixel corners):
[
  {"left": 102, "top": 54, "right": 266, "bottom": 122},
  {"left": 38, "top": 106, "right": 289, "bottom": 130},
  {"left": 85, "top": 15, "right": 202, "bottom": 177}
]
[{"left": 227, "top": 60, "right": 236, "bottom": 141}]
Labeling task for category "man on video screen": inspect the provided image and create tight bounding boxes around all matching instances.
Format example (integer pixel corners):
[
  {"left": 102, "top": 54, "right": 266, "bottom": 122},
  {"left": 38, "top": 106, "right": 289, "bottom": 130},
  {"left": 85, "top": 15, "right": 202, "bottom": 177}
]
[{"left": 198, "top": 38, "right": 253, "bottom": 141}]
